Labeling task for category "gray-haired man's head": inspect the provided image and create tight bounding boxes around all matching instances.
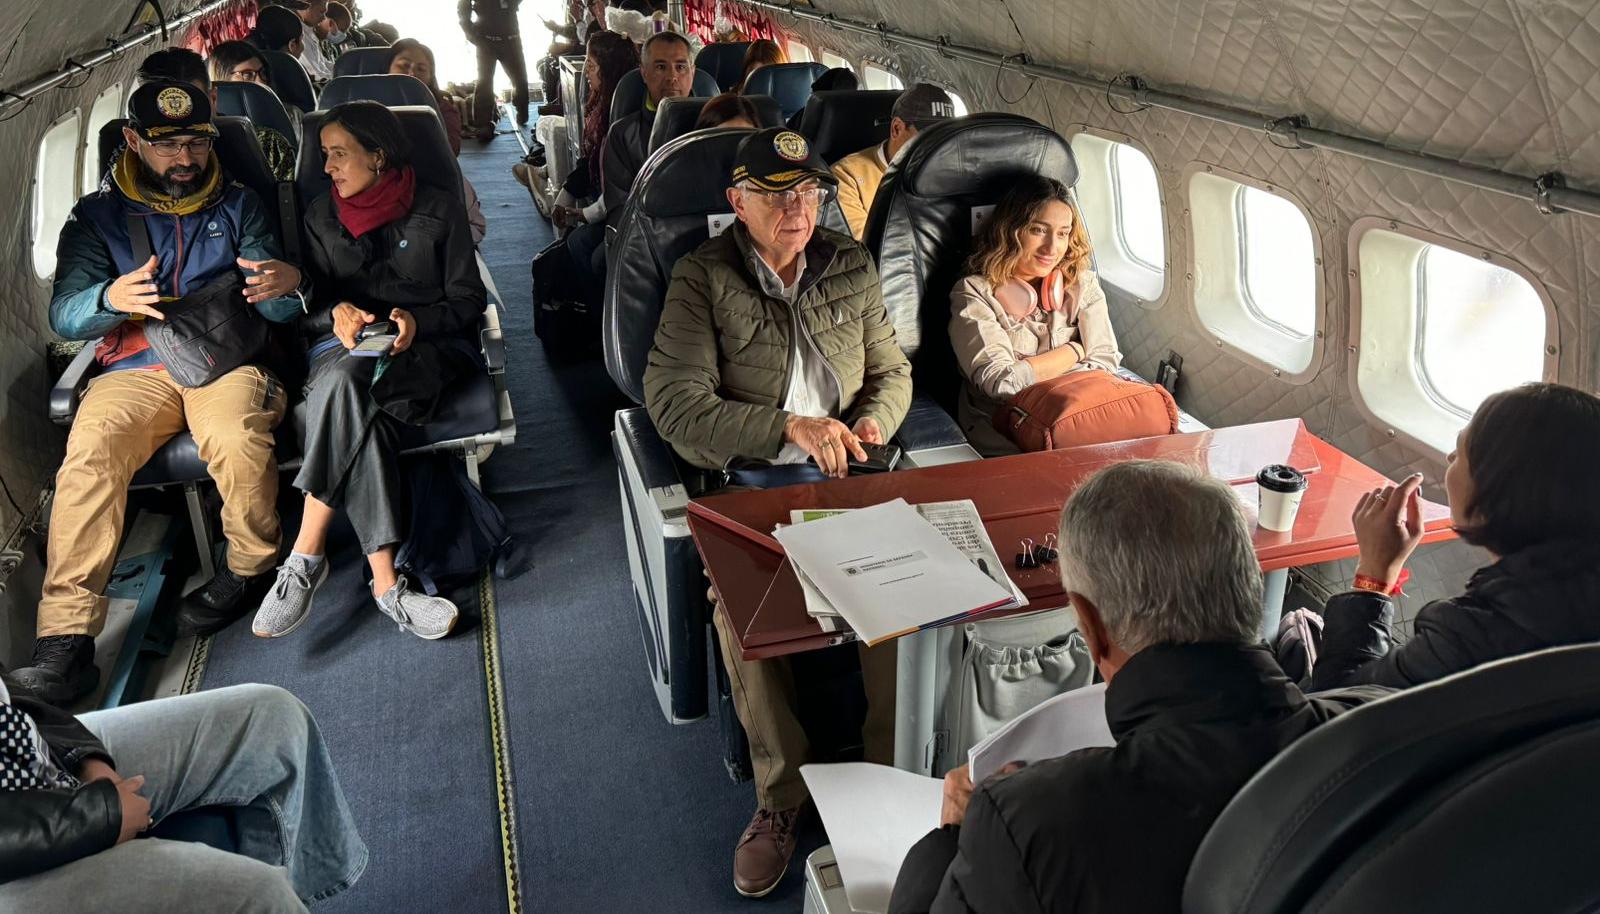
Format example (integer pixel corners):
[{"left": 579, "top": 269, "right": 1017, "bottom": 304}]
[{"left": 1057, "top": 460, "right": 1263, "bottom": 677}]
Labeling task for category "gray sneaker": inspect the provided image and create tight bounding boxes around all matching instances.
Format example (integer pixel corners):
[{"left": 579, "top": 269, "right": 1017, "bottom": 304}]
[
  {"left": 252, "top": 557, "right": 329, "bottom": 638},
  {"left": 375, "top": 578, "right": 459, "bottom": 640}
]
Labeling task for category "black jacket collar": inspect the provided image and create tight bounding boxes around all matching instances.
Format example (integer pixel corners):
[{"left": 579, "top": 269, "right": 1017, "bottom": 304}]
[{"left": 1104, "top": 642, "right": 1306, "bottom": 742}]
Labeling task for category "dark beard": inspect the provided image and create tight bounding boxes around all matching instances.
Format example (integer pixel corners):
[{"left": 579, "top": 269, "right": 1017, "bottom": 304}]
[{"left": 136, "top": 156, "right": 204, "bottom": 199}]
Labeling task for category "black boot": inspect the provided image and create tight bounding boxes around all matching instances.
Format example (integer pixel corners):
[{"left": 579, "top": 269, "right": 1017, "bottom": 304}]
[
  {"left": 11, "top": 635, "right": 99, "bottom": 707},
  {"left": 174, "top": 567, "right": 274, "bottom": 638}
]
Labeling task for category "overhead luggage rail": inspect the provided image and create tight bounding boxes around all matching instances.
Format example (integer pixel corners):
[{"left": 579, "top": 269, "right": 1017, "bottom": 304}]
[{"left": 738, "top": 0, "right": 1600, "bottom": 220}]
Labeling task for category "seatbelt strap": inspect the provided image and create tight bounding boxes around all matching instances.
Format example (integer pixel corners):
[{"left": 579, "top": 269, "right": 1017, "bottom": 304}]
[{"left": 124, "top": 214, "right": 158, "bottom": 296}]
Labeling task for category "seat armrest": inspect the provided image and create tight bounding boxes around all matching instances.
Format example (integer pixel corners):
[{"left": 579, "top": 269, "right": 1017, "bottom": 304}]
[
  {"left": 617, "top": 406, "right": 689, "bottom": 493},
  {"left": 479, "top": 304, "right": 506, "bottom": 374},
  {"left": 892, "top": 392, "right": 968, "bottom": 452},
  {"left": 50, "top": 343, "right": 102, "bottom": 427}
]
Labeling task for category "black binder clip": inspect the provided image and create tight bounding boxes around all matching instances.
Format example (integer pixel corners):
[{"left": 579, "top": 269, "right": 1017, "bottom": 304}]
[
  {"left": 1015, "top": 538, "right": 1040, "bottom": 569},
  {"left": 1032, "top": 533, "right": 1059, "bottom": 565}
]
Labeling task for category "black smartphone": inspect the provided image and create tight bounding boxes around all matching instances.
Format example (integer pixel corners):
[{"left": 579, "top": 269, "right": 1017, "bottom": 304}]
[
  {"left": 351, "top": 321, "right": 397, "bottom": 357},
  {"left": 850, "top": 441, "right": 902, "bottom": 474}
]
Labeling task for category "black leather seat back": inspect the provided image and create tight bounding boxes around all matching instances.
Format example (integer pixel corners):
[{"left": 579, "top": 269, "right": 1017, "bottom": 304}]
[
  {"left": 317, "top": 74, "right": 440, "bottom": 113},
  {"left": 862, "top": 114, "right": 1077, "bottom": 410},
  {"left": 740, "top": 62, "right": 829, "bottom": 121},
  {"left": 647, "top": 94, "right": 781, "bottom": 152},
  {"left": 798, "top": 89, "right": 903, "bottom": 163},
  {"left": 1183, "top": 644, "right": 1600, "bottom": 914},
  {"left": 333, "top": 47, "right": 392, "bottom": 77},
  {"left": 695, "top": 41, "right": 751, "bottom": 92},
  {"left": 258, "top": 50, "right": 317, "bottom": 113},
  {"left": 604, "top": 128, "right": 849, "bottom": 404},
  {"left": 296, "top": 106, "right": 462, "bottom": 208},
  {"left": 214, "top": 82, "right": 298, "bottom": 148},
  {"left": 610, "top": 68, "right": 721, "bottom": 124}
]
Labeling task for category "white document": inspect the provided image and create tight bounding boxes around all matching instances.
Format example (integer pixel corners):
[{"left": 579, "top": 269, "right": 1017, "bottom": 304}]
[
  {"left": 802, "top": 763, "right": 944, "bottom": 914},
  {"left": 967, "top": 682, "right": 1114, "bottom": 784},
  {"left": 774, "top": 499, "right": 1017, "bottom": 645}
]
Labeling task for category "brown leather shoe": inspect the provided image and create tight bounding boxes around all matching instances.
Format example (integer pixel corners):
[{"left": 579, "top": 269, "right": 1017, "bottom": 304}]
[{"left": 733, "top": 805, "right": 803, "bottom": 897}]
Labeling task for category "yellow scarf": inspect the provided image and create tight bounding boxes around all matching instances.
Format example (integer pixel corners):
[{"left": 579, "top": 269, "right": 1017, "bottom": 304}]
[{"left": 112, "top": 146, "right": 223, "bottom": 216}]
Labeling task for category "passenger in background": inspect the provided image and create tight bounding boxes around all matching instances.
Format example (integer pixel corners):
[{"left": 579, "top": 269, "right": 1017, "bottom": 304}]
[
  {"left": 203, "top": 41, "right": 301, "bottom": 180},
  {"left": 253, "top": 101, "right": 487, "bottom": 643},
  {"left": 831, "top": 83, "right": 954, "bottom": 238},
  {"left": 323, "top": 2, "right": 364, "bottom": 54},
  {"left": 890, "top": 460, "right": 1388, "bottom": 914},
  {"left": 548, "top": 30, "right": 638, "bottom": 291},
  {"left": 1307, "top": 382, "right": 1600, "bottom": 690},
  {"left": 459, "top": 0, "right": 531, "bottom": 139},
  {"left": 733, "top": 38, "right": 785, "bottom": 93},
  {"left": 387, "top": 39, "right": 464, "bottom": 155},
  {"left": 247, "top": 4, "right": 307, "bottom": 58},
  {"left": 294, "top": 0, "right": 336, "bottom": 82},
  {"left": 949, "top": 175, "right": 1122, "bottom": 455},
  {"left": 645, "top": 129, "right": 911, "bottom": 898},
  {"left": 0, "top": 672, "right": 365, "bottom": 913},
  {"left": 601, "top": 30, "right": 695, "bottom": 222},
  {"left": 694, "top": 92, "right": 762, "bottom": 130},
  {"left": 11, "top": 81, "right": 304, "bottom": 705}
]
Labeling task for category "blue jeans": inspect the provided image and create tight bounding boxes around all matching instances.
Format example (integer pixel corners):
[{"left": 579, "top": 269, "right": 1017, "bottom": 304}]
[{"left": 0, "top": 684, "right": 367, "bottom": 913}]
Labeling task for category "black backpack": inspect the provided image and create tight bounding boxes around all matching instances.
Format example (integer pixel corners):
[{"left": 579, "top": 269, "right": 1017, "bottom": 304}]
[
  {"left": 530, "top": 235, "right": 601, "bottom": 356},
  {"left": 394, "top": 454, "right": 531, "bottom": 595}
]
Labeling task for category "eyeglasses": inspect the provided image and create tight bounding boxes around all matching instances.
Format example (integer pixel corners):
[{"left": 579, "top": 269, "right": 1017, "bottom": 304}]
[
  {"left": 230, "top": 66, "right": 265, "bottom": 83},
  {"left": 743, "top": 185, "right": 834, "bottom": 211},
  {"left": 145, "top": 137, "right": 214, "bottom": 157}
]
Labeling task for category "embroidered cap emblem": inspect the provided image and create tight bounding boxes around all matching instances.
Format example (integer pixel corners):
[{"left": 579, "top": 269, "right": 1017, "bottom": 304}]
[
  {"left": 399, "top": 239, "right": 409, "bottom": 249},
  {"left": 773, "top": 131, "right": 809, "bottom": 162},
  {"left": 156, "top": 87, "right": 193, "bottom": 120}
]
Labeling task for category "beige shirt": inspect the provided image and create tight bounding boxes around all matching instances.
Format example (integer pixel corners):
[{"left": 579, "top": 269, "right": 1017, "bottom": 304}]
[
  {"left": 949, "top": 270, "right": 1123, "bottom": 454},
  {"left": 751, "top": 250, "right": 843, "bottom": 465},
  {"left": 831, "top": 143, "right": 890, "bottom": 240}
]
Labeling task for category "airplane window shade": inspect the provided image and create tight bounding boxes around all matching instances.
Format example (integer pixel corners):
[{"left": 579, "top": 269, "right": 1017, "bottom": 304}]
[
  {"left": 32, "top": 108, "right": 82, "bottom": 278},
  {"left": 1417, "top": 246, "right": 1545, "bottom": 416},
  {"left": 1238, "top": 185, "right": 1316, "bottom": 339},
  {"left": 1069, "top": 131, "right": 1165, "bottom": 304},
  {"left": 82, "top": 84, "right": 122, "bottom": 195},
  {"left": 863, "top": 66, "right": 902, "bottom": 90}
]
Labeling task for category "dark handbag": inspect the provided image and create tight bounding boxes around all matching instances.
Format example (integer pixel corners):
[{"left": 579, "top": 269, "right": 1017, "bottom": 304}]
[{"left": 126, "top": 215, "right": 269, "bottom": 388}]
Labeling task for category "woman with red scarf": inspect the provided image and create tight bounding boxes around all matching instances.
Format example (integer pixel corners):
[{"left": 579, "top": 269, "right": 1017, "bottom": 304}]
[{"left": 251, "top": 101, "right": 487, "bottom": 642}]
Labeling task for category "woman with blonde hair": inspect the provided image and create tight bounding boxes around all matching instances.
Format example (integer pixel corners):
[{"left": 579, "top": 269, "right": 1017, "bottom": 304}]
[{"left": 950, "top": 174, "right": 1121, "bottom": 454}]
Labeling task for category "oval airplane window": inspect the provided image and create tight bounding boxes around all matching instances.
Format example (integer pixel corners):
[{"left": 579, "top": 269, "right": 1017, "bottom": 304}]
[
  {"left": 1069, "top": 131, "right": 1165, "bottom": 304},
  {"left": 1238, "top": 185, "right": 1316, "bottom": 339},
  {"left": 1113, "top": 143, "right": 1164, "bottom": 276},
  {"left": 82, "top": 83, "right": 122, "bottom": 196},
  {"left": 1417, "top": 245, "right": 1545, "bottom": 416},
  {"left": 32, "top": 108, "right": 83, "bottom": 278},
  {"left": 863, "top": 65, "right": 902, "bottom": 90},
  {"left": 820, "top": 50, "right": 851, "bottom": 72},
  {"left": 787, "top": 43, "right": 814, "bottom": 63}
]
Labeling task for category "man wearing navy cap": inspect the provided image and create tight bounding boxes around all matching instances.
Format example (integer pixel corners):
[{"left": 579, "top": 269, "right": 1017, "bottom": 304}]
[
  {"left": 644, "top": 128, "right": 912, "bottom": 896},
  {"left": 13, "top": 80, "right": 305, "bottom": 706}
]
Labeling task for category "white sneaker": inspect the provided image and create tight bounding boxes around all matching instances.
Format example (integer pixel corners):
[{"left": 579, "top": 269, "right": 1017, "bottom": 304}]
[{"left": 375, "top": 578, "right": 459, "bottom": 640}]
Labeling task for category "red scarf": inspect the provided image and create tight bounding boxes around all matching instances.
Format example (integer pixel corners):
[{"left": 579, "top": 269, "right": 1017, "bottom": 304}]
[{"left": 335, "top": 166, "right": 416, "bottom": 239}]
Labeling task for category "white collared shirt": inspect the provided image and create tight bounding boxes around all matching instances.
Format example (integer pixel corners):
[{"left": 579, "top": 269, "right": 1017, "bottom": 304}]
[
  {"left": 299, "top": 22, "right": 334, "bottom": 80},
  {"left": 751, "top": 250, "right": 843, "bottom": 465}
]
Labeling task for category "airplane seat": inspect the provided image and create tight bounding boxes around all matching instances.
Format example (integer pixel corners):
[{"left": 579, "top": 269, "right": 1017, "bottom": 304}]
[
  {"left": 1184, "top": 644, "right": 1600, "bottom": 914},
  {"left": 694, "top": 41, "right": 752, "bottom": 92},
  {"left": 739, "top": 62, "right": 830, "bottom": 122},
  {"left": 316, "top": 74, "right": 440, "bottom": 113},
  {"left": 295, "top": 106, "right": 462, "bottom": 207},
  {"left": 646, "top": 94, "right": 782, "bottom": 153},
  {"left": 332, "top": 46, "right": 392, "bottom": 78},
  {"left": 863, "top": 113, "right": 1079, "bottom": 418},
  {"left": 257, "top": 50, "right": 317, "bottom": 114},
  {"left": 799, "top": 89, "right": 904, "bottom": 163},
  {"left": 213, "top": 82, "right": 298, "bottom": 149},
  {"left": 609, "top": 68, "right": 721, "bottom": 124}
]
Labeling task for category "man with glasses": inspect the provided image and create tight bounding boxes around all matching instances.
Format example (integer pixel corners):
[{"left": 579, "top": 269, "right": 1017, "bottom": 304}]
[
  {"left": 832, "top": 83, "right": 955, "bottom": 239},
  {"left": 644, "top": 128, "right": 912, "bottom": 897},
  {"left": 12, "top": 80, "right": 304, "bottom": 707}
]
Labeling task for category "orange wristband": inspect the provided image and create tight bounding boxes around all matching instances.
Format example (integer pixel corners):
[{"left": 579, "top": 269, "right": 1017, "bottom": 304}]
[{"left": 1352, "top": 569, "right": 1410, "bottom": 596}]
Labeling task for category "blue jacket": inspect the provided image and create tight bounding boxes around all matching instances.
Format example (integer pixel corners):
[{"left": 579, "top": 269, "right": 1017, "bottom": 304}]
[{"left": 50, "top": 180, "right": 301, "bottom": 368}]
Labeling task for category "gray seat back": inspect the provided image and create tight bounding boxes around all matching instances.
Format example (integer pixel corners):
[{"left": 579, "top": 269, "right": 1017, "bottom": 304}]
[
  {"left": 257, "top": 49, "right": 317, "bottom": 113},
  {"left": 646, "top": 94, "right": 782, "bottom": 153},
  {"left": 694, "top": 41, "right": 751, "bottom": 92},
  {"left": 740, "top": 62, "right": 829, "bottom": 121},
  {"left": 333, "top": 46, "right": 392, "bottom": 77},
  {"left": 214, "top": 82, "right": 298, "bottom": 148},
  {"left": 317, "top": 74, "right": 440, "bottom": 112},
  {"left": 798, "top": 89, "right": 903, "bottom": 163}
]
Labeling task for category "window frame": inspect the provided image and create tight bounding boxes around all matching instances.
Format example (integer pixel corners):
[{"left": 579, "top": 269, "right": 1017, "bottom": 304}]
[
  {"left": 786, "top": 42, "right": 814, "bottom": 63},
  {"left": 1234, "top": 186, "right": 1315, "bottom": 341},
  {"left": 1066, "top": 126, "right": 1167, "bottom": 307},
  {"left": 82, "top": 82, "right": 123, "bottom": 196},
  {"left": 1347, "top": 217, "right": 1558, "bottom": 457},
  {"left": 31, "top": 106, "right": 84, "bottom": 281},
  {"left": 861, "top": 63, "right": 902, "bottom": 91},
  {"left": 1185, "top": 163, "right": 1324, "bottom": 382}
]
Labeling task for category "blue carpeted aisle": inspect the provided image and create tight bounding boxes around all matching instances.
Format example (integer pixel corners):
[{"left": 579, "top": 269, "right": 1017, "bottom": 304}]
[{"left": 463, "top": 129, "right": 828, "bottom": 912}]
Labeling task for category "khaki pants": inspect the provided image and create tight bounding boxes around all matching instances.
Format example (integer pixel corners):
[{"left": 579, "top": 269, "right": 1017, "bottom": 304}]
[
  {"left": 713, "top": 605, "right": 898, "bottom": 811},
  {"left": 37, "top": 366, "right": 285, "bottom": 638}
]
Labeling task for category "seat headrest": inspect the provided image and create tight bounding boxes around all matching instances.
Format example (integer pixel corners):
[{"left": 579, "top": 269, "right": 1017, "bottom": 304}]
[
  {"left": 798, "top": 89, "right": 903, "bottom": 163},
  {"left": 213, "top": 82, "right": 298, "bottom": 148},
  {"left": 296, "top": 106, "right": 462, "bottom": 208},
  {"left": 603, "top": 128, "right": 850, "bottom": 403},
  {"left": 257, "top": 50, "right": 317, "bottom": 113},
  {"left": 1184, "top": 644, "right": 1600, "bottom": 914},
  {"left": 863, "top": 114, "right": 1077, "bottom": 409},
  {"left": 694, "top": 41, "right": 751, "bottom": 92},
  {"left": 610, "top": 68, "right": 722, "bottom": 124},
  {"left": 317, "top": 74, "right": 440, "bottom": 113},
  {"left": 740, "top": 62, "right": 830, "bottom": 121},
  {"left": 333, "top": 47, "right": 393, "bottom": 77},
  {"left": 647, "top": 94, "right": 782, "bottom": 153}
]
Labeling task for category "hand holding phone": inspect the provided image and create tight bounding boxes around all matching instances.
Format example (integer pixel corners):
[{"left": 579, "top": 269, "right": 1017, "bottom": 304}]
[{"left": 351, "top": 320, "right": 397, "bottom": 357}]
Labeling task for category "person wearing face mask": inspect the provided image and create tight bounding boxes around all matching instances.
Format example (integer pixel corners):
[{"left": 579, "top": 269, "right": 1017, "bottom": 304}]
[
  {"left": 831, "top": 84, "right": 954, "bottom": 238},
  {"left": 948, "top": 174, "right": 1123, "bottom": 456},
  {"left": 291, "top": 0, "right": 335, "bottom": 81},
  {"left": 322, "top": 2, "right": 358, "bottom": 54},
  {"left": 644, "top": 128, "right": 911, "bottom": 897},
  {"left": 250, "top": 102, "right": 487, "bottom": 643}
]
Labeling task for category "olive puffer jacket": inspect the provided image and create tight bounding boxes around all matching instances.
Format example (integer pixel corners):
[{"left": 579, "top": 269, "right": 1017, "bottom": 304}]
[{"left": 644, "top": 224, "right": 913, "bottom": 470}]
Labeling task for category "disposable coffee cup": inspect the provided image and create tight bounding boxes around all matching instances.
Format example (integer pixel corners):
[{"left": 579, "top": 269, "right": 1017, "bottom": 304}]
[{"left": 1256, "top": 464, "right": 1308, "bottom": 532}]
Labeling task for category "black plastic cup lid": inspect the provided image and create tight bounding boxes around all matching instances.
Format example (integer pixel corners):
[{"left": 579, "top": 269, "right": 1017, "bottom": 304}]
[{"left": 1257, "top": 464, "right": 1308, "bottom": 493}]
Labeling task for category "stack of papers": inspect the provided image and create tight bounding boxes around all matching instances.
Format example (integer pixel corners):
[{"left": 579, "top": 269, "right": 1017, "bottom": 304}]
[
  {"left": 780, "top": 499, "right": 1026, "bottom": 637},
  {"left": 773, "top": 499, "right": 1026, "bottom": 646},
  {"left": 802, "top": 682, "right": 1114, "bottom": 913}
]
